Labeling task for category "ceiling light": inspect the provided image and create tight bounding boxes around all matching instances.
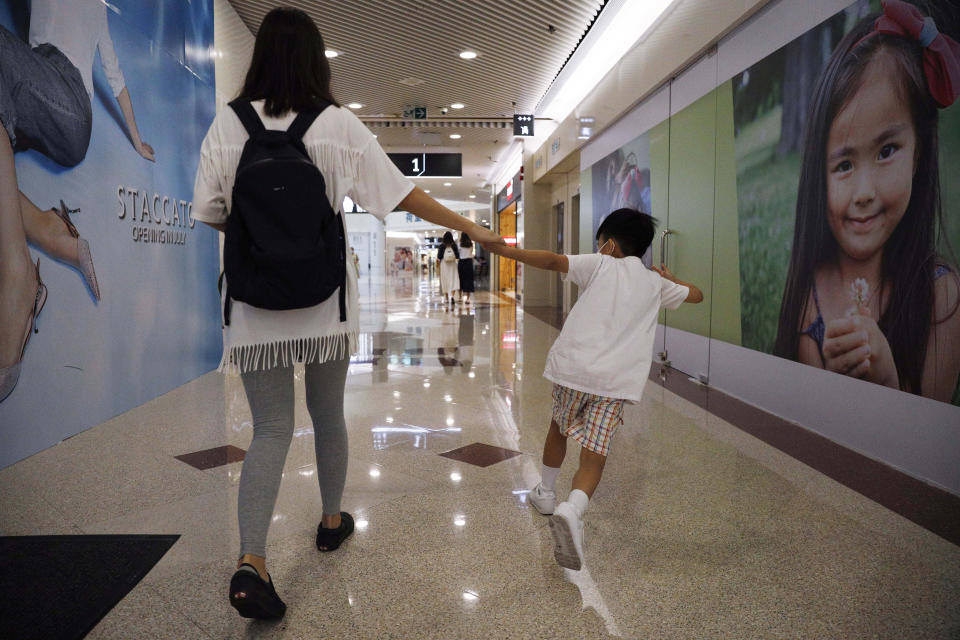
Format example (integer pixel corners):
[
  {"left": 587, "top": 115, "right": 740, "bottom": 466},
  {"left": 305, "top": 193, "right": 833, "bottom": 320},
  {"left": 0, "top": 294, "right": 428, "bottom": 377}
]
[
  {"left": 538, "top": 0, "right": 676, "bottom": 121},
  {"left": 469, "top": 194, "right": 476, "bottom": 198},
  {"left": 443, "top": 182, "right": 452, "bottom": 187},
  {"left": 449, "top": 134, "right": 461, "bottom": 140},
  {"left": 424, "top": 189, "right": 431, "bottom": 193},
  {"left": 459, "top": 50, "right": 478, "bottom": 59},
  {"left": 450, "top": 103, "right": 465, "bottom": 109},
  {"left": 347, "top": 102, "right": 363, "bottom": 109},
  {"left": 325, "top": 49, "right": 339, "bottom": 58}
]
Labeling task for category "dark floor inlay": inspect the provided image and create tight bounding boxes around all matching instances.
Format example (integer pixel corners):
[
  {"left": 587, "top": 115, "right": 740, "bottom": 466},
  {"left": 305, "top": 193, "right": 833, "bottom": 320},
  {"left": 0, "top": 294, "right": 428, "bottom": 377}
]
[
  {"left": 439, "top": 442, "right": 523, "bottom": 467},
  {"left": 0, "top": 534, "right": 179, "bottom": 640},
  {"left": 175, "top": 444, "right": 246, "bottom": 470}
]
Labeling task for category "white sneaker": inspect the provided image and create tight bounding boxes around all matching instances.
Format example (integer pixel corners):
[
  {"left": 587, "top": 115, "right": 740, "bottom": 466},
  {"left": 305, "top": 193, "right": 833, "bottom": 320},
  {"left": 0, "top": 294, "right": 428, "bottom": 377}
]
[
  {"left": 528, "top": 483, "right": 556, "bottom": 515},
  {"left": 549, "top": 501, "right": 584, "bottom": 570}
]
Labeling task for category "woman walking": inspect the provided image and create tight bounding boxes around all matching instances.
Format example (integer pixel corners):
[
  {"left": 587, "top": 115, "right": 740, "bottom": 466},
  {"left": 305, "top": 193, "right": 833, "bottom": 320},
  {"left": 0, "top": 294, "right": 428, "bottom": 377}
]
[
  {"left": 457, "top": 232, "right": 476, "bottom": 305},
  {"left": 437, "top": 231, "right": 460, "bottom": 307},
  {"left": 191, "top": 7, "right": 500, "bottom": 620}
]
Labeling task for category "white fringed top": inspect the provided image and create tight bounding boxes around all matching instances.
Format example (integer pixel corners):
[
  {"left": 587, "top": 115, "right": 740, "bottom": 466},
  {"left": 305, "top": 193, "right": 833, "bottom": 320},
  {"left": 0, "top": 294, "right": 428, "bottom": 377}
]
[{"left": 192, "top": 100, "right": 413, "bottom": 374}]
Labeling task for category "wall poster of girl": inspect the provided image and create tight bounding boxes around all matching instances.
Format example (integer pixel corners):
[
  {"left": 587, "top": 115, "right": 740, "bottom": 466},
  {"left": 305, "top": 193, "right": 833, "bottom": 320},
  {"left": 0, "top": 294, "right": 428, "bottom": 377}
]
[{"left": 734, "top": 0, "right": 960, "bottom": 405}]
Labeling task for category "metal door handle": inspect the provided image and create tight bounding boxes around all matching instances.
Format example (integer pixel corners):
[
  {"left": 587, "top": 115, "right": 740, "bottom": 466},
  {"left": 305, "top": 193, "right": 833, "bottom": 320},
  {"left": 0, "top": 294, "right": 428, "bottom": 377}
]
[{"left": 659, "top": 229, "right": 673, "bottom": 265}]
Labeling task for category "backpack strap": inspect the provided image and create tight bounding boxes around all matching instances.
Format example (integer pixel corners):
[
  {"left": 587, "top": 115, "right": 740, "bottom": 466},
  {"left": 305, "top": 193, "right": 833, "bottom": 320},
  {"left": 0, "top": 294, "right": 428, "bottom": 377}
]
[
  {"left": 337, "top": 212, "right": 347, "bottom": 322},
  {"left": 286, "top": 101, "right": 331, "bottom": 140},
  {"left": 229, "top": 100, "right": 265, "bottom": 136}
]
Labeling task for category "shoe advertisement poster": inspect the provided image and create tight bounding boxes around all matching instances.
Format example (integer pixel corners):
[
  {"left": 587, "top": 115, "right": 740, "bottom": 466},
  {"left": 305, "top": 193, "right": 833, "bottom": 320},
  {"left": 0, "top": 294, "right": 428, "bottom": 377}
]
[{"left": 0, "top": 0, "right": 221, "bottom": 467}]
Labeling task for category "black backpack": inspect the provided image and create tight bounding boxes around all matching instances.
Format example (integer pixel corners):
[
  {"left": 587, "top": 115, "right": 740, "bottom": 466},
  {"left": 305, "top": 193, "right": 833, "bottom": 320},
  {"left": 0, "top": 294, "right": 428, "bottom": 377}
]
[{"left": 221, "top": 99, "right": 346, "bottom": 325}]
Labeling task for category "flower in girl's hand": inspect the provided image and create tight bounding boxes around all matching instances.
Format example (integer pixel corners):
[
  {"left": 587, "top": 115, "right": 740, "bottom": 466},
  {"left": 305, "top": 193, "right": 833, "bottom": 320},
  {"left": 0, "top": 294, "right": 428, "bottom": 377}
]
[{"left": 850, "top": 278, "right": 869, "bottom": 308}]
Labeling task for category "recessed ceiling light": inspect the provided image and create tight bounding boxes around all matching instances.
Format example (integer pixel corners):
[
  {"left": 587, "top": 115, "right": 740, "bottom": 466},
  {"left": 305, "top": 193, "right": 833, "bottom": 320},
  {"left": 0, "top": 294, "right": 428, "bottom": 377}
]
[
  {"left": 373, "top": 134, "right": 378, "bottom": 138},
  {"left": 449, "top": 134, "right": 461, "bottom": 139},
  {"left": 325, "top": 49, "right": 339, "bottom": 58},
  {"left": 450, "top": 103, "right": 465, "bottom": 109},
  {"left": 424, "top": 189, "right": 431, "bottom": 193},
  {"left": 459, "top": 50, "right": 478, "bottom": 60},
  {"left": 469, "top": 194, "right": 476, "bottom": 198},
  {"left": 443, "top": 182, "right": 452, "bottom": 187},
  {"left": 347, "top": 102, "right": 363, "bottom": 109}
]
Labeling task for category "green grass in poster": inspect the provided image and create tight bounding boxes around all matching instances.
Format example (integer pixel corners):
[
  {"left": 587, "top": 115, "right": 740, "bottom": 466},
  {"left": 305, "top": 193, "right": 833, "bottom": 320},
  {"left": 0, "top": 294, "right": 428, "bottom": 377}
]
[{"left": 735, "top": 109, "right": 800, "bottom": 353}]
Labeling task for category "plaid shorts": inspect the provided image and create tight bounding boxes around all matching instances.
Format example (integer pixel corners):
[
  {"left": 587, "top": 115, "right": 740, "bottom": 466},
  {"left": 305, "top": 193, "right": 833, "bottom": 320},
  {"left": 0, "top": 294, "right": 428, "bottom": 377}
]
[{"left": 551, "top": 384, "right": 624, "bottom": 456}]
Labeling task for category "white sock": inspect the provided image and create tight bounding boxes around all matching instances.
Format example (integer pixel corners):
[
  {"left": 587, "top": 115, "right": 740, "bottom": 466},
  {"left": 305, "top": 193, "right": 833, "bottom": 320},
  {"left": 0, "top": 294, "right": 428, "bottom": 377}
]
[
  {"left": 540, "top": 464, "right": 561, "bottom": 492},
  {"left": 568, "top": 489, "right": 589, "bottom": 517}
]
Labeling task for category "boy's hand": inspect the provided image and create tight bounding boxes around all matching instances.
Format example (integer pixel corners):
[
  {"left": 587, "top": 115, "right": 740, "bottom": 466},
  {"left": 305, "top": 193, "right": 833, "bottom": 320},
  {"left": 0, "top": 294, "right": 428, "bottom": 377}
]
[
  {"left": 652, "top": 263, "right": 675, "bottom": 281},
  {"left": 479, "top": 239, "right": 507, "bottom": 254}
]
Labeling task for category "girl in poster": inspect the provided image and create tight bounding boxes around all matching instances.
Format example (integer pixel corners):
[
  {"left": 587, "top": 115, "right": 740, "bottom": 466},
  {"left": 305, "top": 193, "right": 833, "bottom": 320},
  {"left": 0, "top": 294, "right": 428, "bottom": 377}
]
[{"left": 775, "top": 1, "right": 960, "bottom": 403}]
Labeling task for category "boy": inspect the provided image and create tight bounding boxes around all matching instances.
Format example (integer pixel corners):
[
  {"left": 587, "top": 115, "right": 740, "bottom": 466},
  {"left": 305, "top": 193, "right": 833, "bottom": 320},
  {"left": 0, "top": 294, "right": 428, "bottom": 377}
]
[{"left": 482, "top": 208, "right": 702, "bottom": 570}]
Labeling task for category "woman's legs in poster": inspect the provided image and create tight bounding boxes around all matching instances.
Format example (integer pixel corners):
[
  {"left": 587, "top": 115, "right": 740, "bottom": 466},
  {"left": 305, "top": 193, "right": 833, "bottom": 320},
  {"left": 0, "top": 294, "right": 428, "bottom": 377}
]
[{"left": 0, "top": 130, "right": 39, "bottom": 370}]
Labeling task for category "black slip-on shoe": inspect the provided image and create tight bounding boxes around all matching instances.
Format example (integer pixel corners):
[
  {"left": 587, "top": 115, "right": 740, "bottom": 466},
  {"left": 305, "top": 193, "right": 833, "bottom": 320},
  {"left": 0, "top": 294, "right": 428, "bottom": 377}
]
[
  {"left": 229, "top": 564, "right": 286, "bottom": 619},
  {"left": 316, "top": 512, "right": 355, "bottom": 552}
]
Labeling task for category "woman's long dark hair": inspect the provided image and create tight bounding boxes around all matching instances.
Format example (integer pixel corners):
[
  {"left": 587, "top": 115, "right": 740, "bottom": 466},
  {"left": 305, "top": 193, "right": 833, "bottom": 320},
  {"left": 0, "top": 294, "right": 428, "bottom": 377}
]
[
  {"left": 442, "top": 231, "right": 455, "bottom": 247},
  {"left": 459, "top": 232, "right": 473, "bottom": 248},
  {"left": 238, "top": 7, "right": 339, "bottom": 116},
  {"left": 774, "top": 14, "right": 956, "bottom": 394}
]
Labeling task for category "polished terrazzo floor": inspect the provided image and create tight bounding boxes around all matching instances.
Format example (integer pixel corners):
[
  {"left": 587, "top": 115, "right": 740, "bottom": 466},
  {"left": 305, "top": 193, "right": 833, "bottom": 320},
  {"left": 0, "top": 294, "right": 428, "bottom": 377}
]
[{"left": 1, "top": 273, "right": 958, "bottom": 639}]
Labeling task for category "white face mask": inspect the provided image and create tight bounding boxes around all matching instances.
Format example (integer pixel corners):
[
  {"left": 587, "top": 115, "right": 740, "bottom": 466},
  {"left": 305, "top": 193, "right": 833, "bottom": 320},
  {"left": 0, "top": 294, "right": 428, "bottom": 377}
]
[{"left": 597, "top": 239, "right": 613, "bottom": 256}]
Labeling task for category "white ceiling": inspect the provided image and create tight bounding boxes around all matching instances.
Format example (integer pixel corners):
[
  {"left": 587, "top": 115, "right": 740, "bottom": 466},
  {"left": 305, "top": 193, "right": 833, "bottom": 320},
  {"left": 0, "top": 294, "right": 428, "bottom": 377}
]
[{"left": 226, "top": 0, "right": 606, "bottom": 203}]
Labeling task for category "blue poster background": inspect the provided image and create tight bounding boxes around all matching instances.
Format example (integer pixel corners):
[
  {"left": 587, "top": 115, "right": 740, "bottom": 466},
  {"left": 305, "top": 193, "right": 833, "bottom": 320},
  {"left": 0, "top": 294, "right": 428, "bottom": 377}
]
[{"left": 0, "top": 0, "right": 221, "bottom": 468}]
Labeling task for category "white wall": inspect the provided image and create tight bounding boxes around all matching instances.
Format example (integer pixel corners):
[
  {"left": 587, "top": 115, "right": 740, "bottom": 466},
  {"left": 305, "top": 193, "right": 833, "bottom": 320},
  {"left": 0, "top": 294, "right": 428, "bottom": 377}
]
[
  {"left": 345, "top": 213, "right": 385, "bottom": 276},
  {"left": 213, "top": 0, "right": 254, "bottom": 110}
]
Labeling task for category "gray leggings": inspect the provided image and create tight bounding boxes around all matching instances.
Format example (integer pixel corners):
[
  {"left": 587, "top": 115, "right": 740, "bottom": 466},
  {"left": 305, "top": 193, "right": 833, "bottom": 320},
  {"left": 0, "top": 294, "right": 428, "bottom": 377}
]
[{"left": 238, "top": 356, "right": 349, "bottom": 557}]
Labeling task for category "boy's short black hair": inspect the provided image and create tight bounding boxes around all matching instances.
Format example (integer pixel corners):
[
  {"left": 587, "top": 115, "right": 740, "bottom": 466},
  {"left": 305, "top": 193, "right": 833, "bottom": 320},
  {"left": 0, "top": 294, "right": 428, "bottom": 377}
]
[{"left": 596, "top": 208, "right": 657, "bottom": 258}]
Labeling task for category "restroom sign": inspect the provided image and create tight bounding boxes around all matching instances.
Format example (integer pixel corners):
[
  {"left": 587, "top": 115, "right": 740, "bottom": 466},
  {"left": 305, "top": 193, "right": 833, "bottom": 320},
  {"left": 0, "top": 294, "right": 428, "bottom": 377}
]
[{"left": 513, "top": 114, "right": 534, "bottom": 136}]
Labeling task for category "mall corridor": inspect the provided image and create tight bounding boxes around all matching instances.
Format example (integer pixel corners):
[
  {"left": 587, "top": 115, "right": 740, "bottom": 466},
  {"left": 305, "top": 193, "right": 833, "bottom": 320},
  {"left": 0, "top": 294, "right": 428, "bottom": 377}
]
[
  {"left": 0, "top": 273, "right": 957, "bottom": 638},
  {"left": 2, "top": 0, "right": 960, "bottom": 637}
]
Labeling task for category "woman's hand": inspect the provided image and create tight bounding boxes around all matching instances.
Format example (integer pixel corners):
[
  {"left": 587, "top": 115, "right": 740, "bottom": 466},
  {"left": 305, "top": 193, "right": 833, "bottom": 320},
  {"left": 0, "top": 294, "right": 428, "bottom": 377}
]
[
  {"left": 823, "top": 310, "right": 898, "bottom": 388},
  {"left": 137, "top": 141, "right": 155, "bottom": 162}
]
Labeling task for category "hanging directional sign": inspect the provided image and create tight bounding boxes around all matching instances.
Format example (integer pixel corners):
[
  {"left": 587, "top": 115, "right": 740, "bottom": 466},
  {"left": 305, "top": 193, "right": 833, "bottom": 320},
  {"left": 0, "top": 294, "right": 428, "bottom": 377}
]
[
  {"left": 388, "top": 153, "right": 462, "bottom": 178},
  {"left": 513, "top": 114, "right": 534, "bottom": 136},
  {"left": 403, "top": 105, "right": 427, "bottom": 120}
]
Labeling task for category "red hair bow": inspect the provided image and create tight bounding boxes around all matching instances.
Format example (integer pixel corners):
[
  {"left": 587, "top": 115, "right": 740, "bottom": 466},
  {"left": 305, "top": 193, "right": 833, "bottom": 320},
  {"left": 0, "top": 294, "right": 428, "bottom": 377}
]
[{"left": 874, "top": 0, "right": 960, "bottom": 108}]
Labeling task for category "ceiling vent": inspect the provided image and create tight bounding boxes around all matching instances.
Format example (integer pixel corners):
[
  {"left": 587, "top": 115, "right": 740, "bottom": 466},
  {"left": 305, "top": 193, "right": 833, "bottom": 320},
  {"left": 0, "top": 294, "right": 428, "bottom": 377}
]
[
  {"left": 362, "top": 119, "right": 511, "bottom": 129},
  {"left": 416, "top": 131, "right": 443, "bottom": 146}
]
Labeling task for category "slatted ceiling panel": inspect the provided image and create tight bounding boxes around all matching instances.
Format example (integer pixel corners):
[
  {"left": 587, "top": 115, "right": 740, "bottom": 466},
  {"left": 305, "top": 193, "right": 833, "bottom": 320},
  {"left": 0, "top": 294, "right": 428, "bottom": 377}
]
[
  {"left": 228, "top": 0, "right": 603, "bottom": 115},
  {"left": 227, "top": 0, "right": 604, "bottom": 202}
]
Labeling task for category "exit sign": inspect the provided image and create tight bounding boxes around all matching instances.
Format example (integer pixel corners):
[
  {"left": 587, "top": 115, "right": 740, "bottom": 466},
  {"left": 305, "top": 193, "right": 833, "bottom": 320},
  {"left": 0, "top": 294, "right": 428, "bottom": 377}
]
[
  {"left": 513, "top": 114, "right": 534, "bottom": 136},
  {"left": 403, "top": 105, "right": 427, "bottom": 120}
]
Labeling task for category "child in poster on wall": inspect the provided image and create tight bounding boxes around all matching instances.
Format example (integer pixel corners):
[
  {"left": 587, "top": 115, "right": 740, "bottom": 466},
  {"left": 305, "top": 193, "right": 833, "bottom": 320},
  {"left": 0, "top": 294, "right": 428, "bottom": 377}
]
[{"left": 774, "top": 0, "right": 960, "bottom": 404}]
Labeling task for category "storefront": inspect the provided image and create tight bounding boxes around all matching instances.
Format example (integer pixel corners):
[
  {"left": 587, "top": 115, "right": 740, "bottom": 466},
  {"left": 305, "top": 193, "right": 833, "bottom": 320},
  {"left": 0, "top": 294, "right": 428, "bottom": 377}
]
[{"left": 495, "top": 170, "right": 522, "bottom": 298}]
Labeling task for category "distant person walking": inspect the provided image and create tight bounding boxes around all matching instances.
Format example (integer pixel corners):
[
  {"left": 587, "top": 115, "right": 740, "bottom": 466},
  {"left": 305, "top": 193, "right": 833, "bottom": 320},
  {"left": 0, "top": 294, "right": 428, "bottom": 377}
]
[
  {"left": 437, "top": 231, "right": 460, "bottom": 307},
  {"left": 458, "top": 232, "right": 475, "bottom": 305}
]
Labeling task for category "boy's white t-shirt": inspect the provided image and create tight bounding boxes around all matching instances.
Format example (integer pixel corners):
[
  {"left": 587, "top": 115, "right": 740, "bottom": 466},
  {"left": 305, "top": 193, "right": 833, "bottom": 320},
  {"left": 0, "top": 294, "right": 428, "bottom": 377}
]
[{"left": 543, "top": 254, "right": 689, "bottom": 402}]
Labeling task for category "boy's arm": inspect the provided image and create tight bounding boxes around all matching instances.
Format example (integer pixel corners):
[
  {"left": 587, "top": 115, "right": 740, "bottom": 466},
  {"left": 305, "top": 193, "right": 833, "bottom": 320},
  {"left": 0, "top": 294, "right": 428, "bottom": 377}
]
[
  {"left": 481, "top": 242, "right": 569, "bottom": 273},
  {"left": 653, "top": 264, "right": 703, "bottom": 303}
]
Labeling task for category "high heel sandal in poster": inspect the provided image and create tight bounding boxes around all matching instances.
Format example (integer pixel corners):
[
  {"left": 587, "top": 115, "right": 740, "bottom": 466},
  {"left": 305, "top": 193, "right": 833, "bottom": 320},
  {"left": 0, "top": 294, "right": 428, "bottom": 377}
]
[
  {"left": 0, "top": 260, "right": 48, "bottom": 402},
  {"left": 55, "top": 200, "right": 101, "bottom": 301}
]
